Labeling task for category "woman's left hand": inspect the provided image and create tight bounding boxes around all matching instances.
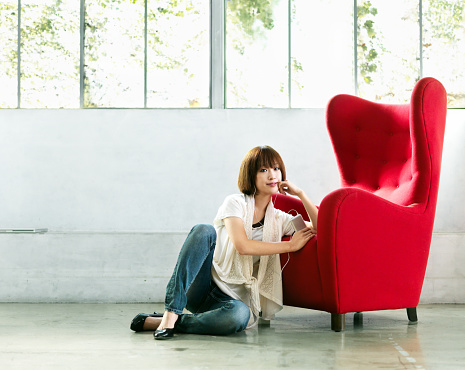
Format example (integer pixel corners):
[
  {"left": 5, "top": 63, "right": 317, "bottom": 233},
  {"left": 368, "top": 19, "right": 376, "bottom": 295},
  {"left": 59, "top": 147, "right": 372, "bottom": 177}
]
[
  {"left": 279, "top": 180, "right": 319, "bottom": 233},
  {"left": 278, "top": 180, "right": 302, "bottom": 196}
]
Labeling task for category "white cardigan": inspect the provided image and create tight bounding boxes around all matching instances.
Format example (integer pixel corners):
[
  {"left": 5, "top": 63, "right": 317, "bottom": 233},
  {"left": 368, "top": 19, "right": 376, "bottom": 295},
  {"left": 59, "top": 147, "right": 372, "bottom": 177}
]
[{"left": 212, "top": 194, "right": 294, "bottom": 328}]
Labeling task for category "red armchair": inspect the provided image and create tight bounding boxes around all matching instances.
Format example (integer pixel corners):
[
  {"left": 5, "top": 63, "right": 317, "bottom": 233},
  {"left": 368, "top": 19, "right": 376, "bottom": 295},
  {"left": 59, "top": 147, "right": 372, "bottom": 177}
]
[{"left": 275, "top": 77, "right": 447, "bottom": 331}]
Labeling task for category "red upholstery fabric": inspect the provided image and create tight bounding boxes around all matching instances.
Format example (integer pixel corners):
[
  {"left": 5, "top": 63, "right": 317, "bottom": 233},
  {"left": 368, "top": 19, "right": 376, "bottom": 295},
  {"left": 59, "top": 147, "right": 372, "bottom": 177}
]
[{"left": 276, "top": 77, "right": 447, "bottom": 317}]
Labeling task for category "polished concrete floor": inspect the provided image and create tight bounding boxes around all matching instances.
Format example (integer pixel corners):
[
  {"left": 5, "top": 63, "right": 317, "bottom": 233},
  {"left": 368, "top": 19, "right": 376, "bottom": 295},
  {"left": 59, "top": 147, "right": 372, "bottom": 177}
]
[{"left": 0, "top": 304, "right": 463, "bottom": 369}]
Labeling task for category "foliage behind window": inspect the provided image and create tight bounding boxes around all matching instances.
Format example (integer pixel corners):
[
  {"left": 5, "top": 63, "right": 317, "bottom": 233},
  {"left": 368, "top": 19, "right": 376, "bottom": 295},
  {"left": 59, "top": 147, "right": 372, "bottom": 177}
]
[{"left": 0, "top": 0, "right": 464, "bottom": 109}]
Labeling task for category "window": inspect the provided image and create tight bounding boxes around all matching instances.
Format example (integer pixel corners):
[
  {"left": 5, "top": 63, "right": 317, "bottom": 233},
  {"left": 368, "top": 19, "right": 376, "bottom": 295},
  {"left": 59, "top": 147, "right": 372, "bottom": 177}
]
[
  {"left": 0, "top": 1, "right": 18, "bottom": 108},
  {"left": 291, "top": 0, "right": 354, "bottom": 108},
  {"left": 1, "top": 0, "right": 464, "bottom": 109},
  {"left": 423, "top": 0, "right": 465, "bottom": 107},
  {"left": 356, "top": 0, "right": 420, "bottom": 104},
  {"left": 1, "top": 0, "right": 209, "bottom": 109},
  {"left": 84, "top": 0, "right": 145, "bottom": 108},
  {"left": 21, "top": 0, "right": 80, "bottom": 108},
  {"left": 225, "top": 0, "right": 465, "bottom": 108},
  {"left": 146, "top": 0, "right": 209, "bottom": 108},
  {"left": 83, "top": 0, "right": 210, "bottom": 108},
  {"left": 226, "top": 0, "right": 289, "bottom": 108},
  {"left": 224, "top": 0, "right": 354, "bottom": 109}
]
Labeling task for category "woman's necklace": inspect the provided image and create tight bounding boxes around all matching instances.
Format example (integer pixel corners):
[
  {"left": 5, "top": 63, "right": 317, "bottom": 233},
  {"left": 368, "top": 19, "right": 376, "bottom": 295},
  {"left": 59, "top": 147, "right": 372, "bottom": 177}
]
[
  {"left": 252, "top": 215, "right": 265, "bottom": 228},
  {"left": 253, "top": 205, "right": 265, "bottom": 228}
]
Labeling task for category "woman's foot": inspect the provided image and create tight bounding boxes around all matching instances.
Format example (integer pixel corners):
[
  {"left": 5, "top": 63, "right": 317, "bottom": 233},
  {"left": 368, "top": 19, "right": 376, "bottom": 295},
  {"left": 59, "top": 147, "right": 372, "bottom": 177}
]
[
  {"left": 158, "top": 311, "right": 179, "bottom": 329},
  {"left": 143, "top": 316, "right": 162, "bottom": 330},
  {"left": 130, "top": 312, "right": 163, "bottom": 332},
  {"left": 154, "top": 311, "right": 179, "bottom": 340},
  {"left": 153, "top": 327, "right": 175, "bottom": 340}
]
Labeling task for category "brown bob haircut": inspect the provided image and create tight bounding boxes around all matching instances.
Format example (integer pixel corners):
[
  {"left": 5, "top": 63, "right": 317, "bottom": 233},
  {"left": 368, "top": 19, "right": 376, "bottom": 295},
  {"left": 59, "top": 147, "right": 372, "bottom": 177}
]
[{"left": 238, "top": 145, "right": 286, "bottom": 195}]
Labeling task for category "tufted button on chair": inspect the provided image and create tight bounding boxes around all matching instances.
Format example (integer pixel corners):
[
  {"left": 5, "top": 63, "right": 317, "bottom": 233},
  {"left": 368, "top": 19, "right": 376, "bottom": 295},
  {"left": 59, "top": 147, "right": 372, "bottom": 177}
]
[{"left": 274, "top": 77, "right": 447, "bottom": 331}]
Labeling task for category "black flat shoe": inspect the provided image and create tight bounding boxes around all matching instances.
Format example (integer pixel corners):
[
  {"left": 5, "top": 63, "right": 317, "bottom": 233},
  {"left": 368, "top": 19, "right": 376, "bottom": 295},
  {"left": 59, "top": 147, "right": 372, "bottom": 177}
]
[
  {"left": 130, "top": 312, "right": 163, "bottom": 332},
  {"left": 153, "top": 328, "right": 175, "bottom": 340}
]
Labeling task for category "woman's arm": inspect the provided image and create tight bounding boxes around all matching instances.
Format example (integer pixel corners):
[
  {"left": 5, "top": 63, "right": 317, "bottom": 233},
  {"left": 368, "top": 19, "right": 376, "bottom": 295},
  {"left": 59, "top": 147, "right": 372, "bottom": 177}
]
[
  {"left": 224, "top": 217, "right": 315, "bottom": 256},
  {"left": 278, "top": 180, "right": 318, "bottom": 231}
]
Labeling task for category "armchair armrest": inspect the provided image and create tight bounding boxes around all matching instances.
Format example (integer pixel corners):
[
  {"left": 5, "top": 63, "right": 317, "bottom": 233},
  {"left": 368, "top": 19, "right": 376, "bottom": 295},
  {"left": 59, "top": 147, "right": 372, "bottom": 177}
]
[{"left": 317, "top": 187, "right": 433, "bottom": 313}]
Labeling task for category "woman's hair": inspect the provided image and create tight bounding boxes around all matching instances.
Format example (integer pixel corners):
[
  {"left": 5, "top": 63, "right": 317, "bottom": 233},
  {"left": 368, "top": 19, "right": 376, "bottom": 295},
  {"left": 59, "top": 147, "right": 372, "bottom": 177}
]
[{"left": 238, "top": 145, "right": 286, "bottom": 195}]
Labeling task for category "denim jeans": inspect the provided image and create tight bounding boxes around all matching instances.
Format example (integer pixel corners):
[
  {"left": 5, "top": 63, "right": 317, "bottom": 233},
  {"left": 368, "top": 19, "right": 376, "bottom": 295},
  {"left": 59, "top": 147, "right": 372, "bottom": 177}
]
[{"left": 164, "top": 224, "right": 250, "bottom": 335}]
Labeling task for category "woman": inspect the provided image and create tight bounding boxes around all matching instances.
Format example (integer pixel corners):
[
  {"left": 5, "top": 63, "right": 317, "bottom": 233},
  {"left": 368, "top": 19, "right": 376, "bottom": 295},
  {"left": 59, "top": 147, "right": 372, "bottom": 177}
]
[{"left": 130, "top": 145, "right": 318, "bottom": 339}]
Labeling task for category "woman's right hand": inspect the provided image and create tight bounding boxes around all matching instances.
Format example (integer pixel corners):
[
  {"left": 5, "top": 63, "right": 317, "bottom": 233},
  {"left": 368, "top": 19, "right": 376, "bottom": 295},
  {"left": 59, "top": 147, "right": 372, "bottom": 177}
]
[{"left": 289, "top": 227, "right": 315, "bottom": 252}]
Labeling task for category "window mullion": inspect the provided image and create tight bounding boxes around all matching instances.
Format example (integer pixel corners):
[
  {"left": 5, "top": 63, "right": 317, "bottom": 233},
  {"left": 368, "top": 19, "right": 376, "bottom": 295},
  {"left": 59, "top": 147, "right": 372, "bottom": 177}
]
[
  {"left": 211, "top": 0, "right": 225, "bottom": 109},
  {"left": 354, "top": 0, "right": 358, "bottom": 96},
  {"left": 144, "top": 0, "right": 148, "bottom": 108},
  {"left": 17, "top": 0, "right": 21, "bottom": 108},
  {"left": 80, "top": 0, "right": 85, "bottom": 108},
  {"left": 419, "top": 0, "right": 423, "bottom": 79},
  {"left": 288, "top": 0, "right": 291, "bottom": 109}
]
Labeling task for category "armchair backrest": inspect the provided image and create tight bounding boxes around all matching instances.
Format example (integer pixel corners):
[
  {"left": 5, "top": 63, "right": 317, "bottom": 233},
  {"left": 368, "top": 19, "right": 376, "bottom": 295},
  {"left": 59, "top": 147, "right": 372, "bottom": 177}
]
[{"left": 326, "top": 78, "right": 447, "bottom": 212}]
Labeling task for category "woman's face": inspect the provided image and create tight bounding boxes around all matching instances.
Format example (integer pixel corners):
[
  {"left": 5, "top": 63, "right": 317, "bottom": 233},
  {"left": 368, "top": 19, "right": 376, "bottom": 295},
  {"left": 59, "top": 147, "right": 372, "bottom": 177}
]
[{"left": 255, "top": 163, "right": 282, "bottom": 196}]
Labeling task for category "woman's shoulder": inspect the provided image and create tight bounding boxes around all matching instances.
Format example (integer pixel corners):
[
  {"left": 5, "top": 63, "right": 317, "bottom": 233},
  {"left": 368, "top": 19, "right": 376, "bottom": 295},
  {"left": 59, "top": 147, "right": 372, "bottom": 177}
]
[
  {"left": 222, "top": 193, "right": 247, "bottom": 205},
  {"left": 214, "top": 194, "right": 248, "bottom": 224},
  {"left": 217, "top": 193, "right": 248, "bottom": 212}
]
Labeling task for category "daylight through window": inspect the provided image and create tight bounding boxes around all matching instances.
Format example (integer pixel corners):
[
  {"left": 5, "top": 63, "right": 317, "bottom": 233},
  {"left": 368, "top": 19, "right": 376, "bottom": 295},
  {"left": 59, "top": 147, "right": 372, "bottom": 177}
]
[{"left": 0, "top": 0, "right": 464, "bottom": 109}]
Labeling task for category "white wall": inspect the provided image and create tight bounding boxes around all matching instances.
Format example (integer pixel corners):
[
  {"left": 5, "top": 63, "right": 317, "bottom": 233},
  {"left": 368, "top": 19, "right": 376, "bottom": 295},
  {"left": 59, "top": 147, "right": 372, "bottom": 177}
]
[{"left": 0, "top": 108, "right": 463, "bottom": 303}]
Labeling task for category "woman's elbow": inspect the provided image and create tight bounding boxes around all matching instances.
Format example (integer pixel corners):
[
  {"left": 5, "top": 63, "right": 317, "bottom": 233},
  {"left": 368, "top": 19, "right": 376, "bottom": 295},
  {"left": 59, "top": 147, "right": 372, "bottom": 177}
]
[{"left": 234, "top": 241, "right": 249, "bottom": 255}]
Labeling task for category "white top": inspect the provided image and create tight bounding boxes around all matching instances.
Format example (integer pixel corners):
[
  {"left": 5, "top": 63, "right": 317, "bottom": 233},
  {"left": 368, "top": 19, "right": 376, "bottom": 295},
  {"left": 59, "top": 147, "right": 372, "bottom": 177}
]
[{"left": 212, "top": 194, "right": 295, "bottom": 328}]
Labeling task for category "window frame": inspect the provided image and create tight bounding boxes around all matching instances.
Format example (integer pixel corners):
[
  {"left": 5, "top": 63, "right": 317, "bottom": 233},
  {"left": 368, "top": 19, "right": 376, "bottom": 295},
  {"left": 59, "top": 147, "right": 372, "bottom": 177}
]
[
  {"left": 5, "top": 0, "right": 463, "bottom": 109},
  {"left": 12, "top": 0, "right": 212, "bottom": 109}
]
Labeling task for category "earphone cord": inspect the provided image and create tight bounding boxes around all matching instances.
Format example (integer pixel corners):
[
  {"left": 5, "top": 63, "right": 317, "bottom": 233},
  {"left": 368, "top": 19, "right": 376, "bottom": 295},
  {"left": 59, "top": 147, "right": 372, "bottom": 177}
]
[
  {"left": 257, "top": 195, "right": 296, "bottom": 275},
  {"left": 280, "top": 208, "right": 298, "bottom": 274},
  {"left": 281, "top": 253, "right": 290, "bottom": 273}
]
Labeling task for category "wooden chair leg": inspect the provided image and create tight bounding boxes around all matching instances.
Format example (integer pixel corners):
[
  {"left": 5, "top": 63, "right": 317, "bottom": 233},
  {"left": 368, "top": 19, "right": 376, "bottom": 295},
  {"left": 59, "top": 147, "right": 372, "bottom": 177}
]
[
  {"left": 354, "top": 312, "right": 363, "bottom": 327},
  {"left": 407, "top": 307, "right": 418, "bottom": 322},
  {"left": 331, "top": 313, "right": 345, "bottom": 332}
]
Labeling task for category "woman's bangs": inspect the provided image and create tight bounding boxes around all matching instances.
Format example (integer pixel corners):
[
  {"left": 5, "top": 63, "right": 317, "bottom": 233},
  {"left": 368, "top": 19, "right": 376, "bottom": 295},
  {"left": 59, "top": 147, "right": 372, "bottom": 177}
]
[{"left": 258, "top": 148, "right": 282, "bottom": 169}]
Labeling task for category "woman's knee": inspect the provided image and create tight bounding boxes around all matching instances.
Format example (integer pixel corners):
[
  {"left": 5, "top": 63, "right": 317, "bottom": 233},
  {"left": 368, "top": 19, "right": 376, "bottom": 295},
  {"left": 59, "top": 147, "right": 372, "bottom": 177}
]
[
  {"left": 191, "top": 223, "right": 215, "bottom": 235},
  {"left": 222, "top": 301, "right": 250, "bottom": 334},
  {"left": 190, "top": 224, "right": 216, "bottom": 248}
]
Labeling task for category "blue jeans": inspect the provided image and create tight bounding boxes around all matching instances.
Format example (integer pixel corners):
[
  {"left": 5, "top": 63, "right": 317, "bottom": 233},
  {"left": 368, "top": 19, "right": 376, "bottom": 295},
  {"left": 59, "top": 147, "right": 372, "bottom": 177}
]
[{"left": 164, "top": 224, "right": 250, "bottom": 335}]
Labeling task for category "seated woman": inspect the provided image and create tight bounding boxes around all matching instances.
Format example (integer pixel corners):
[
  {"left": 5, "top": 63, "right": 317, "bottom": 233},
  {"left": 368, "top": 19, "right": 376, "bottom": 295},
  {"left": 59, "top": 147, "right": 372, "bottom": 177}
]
[{"left": 130, "top": 145, "right": 318, "bottom": 339}]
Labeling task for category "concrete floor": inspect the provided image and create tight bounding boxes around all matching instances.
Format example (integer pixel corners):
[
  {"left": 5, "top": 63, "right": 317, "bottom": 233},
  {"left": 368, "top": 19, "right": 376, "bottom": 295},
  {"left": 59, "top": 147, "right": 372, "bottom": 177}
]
[{"left": 0, "top": 304, "right": 463, "bottom": 369}]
